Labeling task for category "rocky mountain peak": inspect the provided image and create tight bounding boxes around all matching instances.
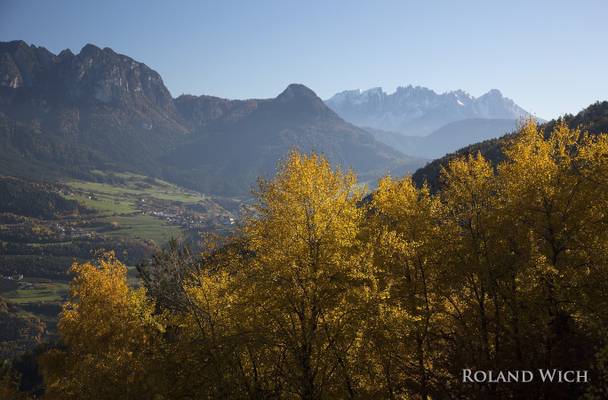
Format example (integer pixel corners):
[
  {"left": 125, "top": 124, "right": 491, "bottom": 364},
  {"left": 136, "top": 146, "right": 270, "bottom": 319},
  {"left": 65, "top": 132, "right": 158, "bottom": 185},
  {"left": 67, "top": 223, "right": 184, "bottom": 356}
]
[
  {"left": 482, "top": 88, "right": 503, "bottom": 98},
  {"left": 0, "top": 40, "right": 420, "bottom": 197},
  {"left": 57, "top": 49, "right": 74, "bottom": 59},
  {"left": 273, "top": 83, "right": 332, "bottom": 118},
  {"left": 0, "top": 40, "right": 29, "bottom": 53},
  {"left": 0, "top": 41, "right": 56, "bottom": 88},
  {"left": 276, "top": 83, "right": 320, "bottom": 102},
  {"left": 325, "top": 84, "right": 533, "bottom": 136},
  {"left": 79, "top": 43, "right": 103, "bottom": 57}
]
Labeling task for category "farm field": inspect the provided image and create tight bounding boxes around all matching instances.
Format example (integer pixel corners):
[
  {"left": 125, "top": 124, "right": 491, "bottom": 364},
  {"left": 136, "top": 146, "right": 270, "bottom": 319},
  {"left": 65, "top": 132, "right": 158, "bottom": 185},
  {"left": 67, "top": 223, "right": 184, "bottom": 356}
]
[
  {"left": 0, "top": 172, "right": 240, "bottom": 357},
  {"left": 2, "top": 279, "right": 68, "bottom": 305},
  {"left": 61, "top": 172, "right": 238, "bottom": 242}
]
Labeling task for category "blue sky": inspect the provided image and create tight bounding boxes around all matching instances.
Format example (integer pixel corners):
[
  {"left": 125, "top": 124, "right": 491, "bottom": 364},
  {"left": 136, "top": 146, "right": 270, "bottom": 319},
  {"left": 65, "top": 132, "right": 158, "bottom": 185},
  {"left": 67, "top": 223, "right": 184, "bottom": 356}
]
[{"left": 1, "top": 0, "right": 606, "bottom": 119}]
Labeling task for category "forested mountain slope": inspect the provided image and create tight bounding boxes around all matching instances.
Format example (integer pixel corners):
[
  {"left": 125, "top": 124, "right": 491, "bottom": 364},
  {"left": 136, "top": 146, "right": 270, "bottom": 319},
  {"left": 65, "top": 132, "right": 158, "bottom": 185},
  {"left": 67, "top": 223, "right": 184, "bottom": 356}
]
[
  {"left": 0, "top": 41, "right": 420, "bottom": 196},
  {"left": 412, "top": 101, "right": 608, "bottom": 190}
]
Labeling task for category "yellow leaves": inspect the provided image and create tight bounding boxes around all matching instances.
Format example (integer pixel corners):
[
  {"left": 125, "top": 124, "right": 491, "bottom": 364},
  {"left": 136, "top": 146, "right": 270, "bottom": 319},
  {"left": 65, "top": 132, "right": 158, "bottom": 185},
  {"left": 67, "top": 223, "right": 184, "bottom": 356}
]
[
  {"left": 183, "top": 270, "right": 235, "bottom": 330},
  {"left": 374, "top": 175, "right": 419, "bottom": 213},
  {"left": 372, "top": 175, "right": 440, "bottom": 245},
  {"left": 40, "top": 252, "right": 165, "bottom": 400},
  {"left": 246, "top": 152, "right": 368, "bottom": 288},
  {"left": 498, "top": 120, "right": 589, "bottom": 208},
  {"left": 58, "top": 253, "right": 156, "bottom": 351},
  {"left": 441, "top": 151, "right": 495, "bottom": 212},
  {"left": 39, "top": 128, "right": 608, "bottom": 398},
  {"left": 251, "top": 152, "right": 363, "bottom": 234},
  {"left": 234, "top": 152, "right": 378, "bottom": 397}
]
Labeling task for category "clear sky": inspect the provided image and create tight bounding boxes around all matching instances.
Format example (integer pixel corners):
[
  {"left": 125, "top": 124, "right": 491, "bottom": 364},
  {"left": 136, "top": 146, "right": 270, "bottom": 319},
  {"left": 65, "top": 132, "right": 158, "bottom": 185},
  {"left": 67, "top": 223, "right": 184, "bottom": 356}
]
[{"left": 1, "top": 0, "right": 606, "bottom": 119}]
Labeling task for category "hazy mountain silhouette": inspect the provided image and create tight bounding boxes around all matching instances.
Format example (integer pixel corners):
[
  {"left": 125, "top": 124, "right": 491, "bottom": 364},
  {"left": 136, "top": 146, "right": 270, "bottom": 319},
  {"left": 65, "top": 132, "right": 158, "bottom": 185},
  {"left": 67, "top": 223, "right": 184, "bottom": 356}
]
[
  {"left": 0, "top": 41, "right": 421, "bottom": 196},
  {"left": 366, "top": 118, "right": 519, "bottom": 159},
  {"left": 326, "top": 85, "right": 534, "bottom": 137}
]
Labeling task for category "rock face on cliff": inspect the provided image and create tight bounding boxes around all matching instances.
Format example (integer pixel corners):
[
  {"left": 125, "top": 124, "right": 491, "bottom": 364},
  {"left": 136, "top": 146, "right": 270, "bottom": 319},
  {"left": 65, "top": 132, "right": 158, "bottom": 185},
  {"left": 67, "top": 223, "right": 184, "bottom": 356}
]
[
  {"left": 0, "top": 41, "right": 188, "bottom": 179},
  {"left": 0, "top": 41, "right": 421, "bottom": 196}
]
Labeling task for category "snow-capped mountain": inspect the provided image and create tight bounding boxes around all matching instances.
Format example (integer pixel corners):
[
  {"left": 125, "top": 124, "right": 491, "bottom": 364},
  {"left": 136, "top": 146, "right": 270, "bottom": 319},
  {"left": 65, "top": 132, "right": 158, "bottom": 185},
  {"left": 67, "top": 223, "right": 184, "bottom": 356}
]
[{"left": 325, "top": 85, "right": 533, "bottom": 136}]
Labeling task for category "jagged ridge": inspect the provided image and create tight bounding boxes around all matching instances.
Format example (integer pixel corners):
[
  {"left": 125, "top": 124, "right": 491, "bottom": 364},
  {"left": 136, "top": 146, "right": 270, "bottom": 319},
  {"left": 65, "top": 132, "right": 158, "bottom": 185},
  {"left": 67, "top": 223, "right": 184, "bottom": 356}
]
[
  {"left": 325, "top": 85, "right": 534, "bottom": 136},
  {"left": 0, "top": 41, "right": 421, "bottom": 196}
]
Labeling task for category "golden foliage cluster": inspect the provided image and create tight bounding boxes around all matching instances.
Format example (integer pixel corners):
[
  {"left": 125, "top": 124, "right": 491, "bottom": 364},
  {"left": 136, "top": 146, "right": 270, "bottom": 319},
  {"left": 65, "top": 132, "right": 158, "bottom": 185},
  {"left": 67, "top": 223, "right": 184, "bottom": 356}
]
[{"left": 38, "top": 123, "right": 608, "bottom": 399}]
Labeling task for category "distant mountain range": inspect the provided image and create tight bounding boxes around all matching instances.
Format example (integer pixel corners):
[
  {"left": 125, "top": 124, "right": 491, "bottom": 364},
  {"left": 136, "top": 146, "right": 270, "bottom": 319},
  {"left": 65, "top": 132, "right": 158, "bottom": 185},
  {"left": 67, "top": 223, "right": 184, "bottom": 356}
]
[
  {"left": 0, "top": 40, "right": 421, "bottom": 196},
  {"left": 325, "top": 86, "right": 534, "bottom": 137}
]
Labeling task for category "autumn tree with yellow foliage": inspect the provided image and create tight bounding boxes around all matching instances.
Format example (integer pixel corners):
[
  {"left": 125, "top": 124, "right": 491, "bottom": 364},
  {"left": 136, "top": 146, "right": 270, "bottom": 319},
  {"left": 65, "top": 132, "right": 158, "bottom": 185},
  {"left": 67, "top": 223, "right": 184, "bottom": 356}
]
[
  {"left": 39, "top": 253, "right": 167, "bottom": 400},
  {"left": 38, "top": 123, "right": 608, "bottom": 399},
  {"left": 236, "top": 153, "right": 375, "bottom": 399}
]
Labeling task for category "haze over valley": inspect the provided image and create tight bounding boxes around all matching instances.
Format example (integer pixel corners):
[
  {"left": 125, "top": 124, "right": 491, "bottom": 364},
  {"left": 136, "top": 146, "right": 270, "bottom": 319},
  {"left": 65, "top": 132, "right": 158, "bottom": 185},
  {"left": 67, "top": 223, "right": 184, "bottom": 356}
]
[{"left": 1, "top": 33, "right": 608, "bottom": 400}]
